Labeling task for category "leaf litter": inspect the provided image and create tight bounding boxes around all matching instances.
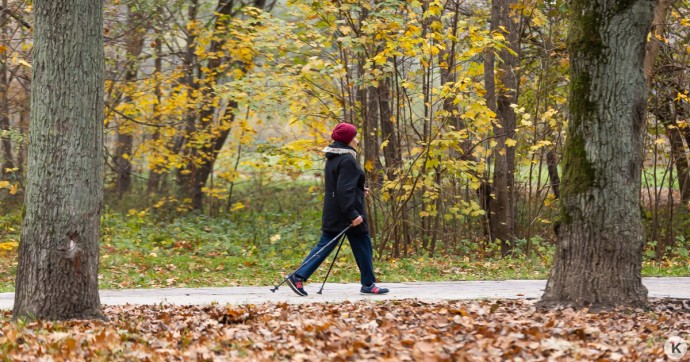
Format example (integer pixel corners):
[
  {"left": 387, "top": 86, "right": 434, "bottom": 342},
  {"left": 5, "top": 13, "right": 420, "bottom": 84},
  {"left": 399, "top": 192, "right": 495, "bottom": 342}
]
[{"left": 0, "top": 299, "right": 688, "bottom": 361}]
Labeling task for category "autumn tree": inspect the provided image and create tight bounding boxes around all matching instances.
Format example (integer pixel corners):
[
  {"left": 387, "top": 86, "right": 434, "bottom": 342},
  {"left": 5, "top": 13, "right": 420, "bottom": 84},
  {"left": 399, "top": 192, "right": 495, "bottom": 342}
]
[
  {"left": 508, "top": 0, "right": 569, "bottom": 245},
  {"left": 484, "top": 0, "right": 522, "bottom": 256},
  {"left": 174, "top": 0, "right": 274, "bottom": 210},
  {"left": 113, "top": 1, "right": 148, "bottom": 196},
  {"left": 645, "top": 0, "right": 690, "bottom": 200},
  {"left": 0, "top": 0, "right": 29, "bottom": 180},
  {"left": 540, "top": 0, "right": 654, "bottom": 308},
  {"left": 13, "top": 0, "right": 104, "bottom": 320},
  {"left": 0, "top": 0, "right": 13, "bottom": 177}
]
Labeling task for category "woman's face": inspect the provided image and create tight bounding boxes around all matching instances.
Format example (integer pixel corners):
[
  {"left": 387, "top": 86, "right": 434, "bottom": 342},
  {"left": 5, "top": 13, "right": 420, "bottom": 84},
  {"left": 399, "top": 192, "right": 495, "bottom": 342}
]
[{"left": 349, "top": 136, "right": 359, "bottom": 149}]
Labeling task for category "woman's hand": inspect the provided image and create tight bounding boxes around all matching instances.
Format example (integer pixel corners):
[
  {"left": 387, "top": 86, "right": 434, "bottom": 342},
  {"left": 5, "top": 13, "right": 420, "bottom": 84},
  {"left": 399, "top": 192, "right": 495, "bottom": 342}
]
[
  {"left": 352, "top": 215, "right": 363, "bottom": 226},
  {"left": 364, "top": 187, "right": 370, "bottom": 198}
]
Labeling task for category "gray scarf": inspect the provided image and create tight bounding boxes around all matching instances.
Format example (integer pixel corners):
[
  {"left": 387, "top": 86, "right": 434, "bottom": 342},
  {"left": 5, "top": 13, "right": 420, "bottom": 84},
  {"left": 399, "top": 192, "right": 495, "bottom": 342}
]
[{"left": 322, "top": 146, "right": 357, "bottom": 159}]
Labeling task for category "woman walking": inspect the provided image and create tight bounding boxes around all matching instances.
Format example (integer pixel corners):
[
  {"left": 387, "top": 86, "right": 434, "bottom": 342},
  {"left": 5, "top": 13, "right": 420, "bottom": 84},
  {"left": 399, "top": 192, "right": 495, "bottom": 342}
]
[{"left": 287, "top": 123, "right": 389, "bottom": 296}]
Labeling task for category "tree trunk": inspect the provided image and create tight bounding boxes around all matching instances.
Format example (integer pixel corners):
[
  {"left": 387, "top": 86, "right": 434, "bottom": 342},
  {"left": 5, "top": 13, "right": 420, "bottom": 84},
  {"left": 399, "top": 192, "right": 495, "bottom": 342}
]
[
  {"left": 677, "top": 126, "right": 690, "bottom": 202},
  {"left": 441, "top": 3, "right": 492, "bottom": 237},
  {"left": 364, "top": 83, "right": 380, "bottom": 172},
  {"left": 148, "top": 21, "right": 164, "bottom": 195},
  {"left": 643, "top": 0, "right": 690, "bottom": 202},
  {"left": 666, "top": 124, "right": 690, "bottom": 201},
  {"left": 643, "top": 0, "right": 671, "bottom": 84},
  {"left": 488, "top": 0, "right": 519, "bottom": 255},
  {"left": 178, "top": 0, "right": 266, "bottom": 210},
  {"left": 114, "top": 132, "right": 133, "bottom": 195},
  {"left": 650, "top": 88, "right": 690, "bottom": 202},
  {"left": 483, "top": 19, "right": 497, "bottom": 243},
  {"left": 546, "top": 150, "right": 560, "bottom": 199},
  {"left": 18, "top": 87, "right": 29, "bottom": 172},
  {"left": 114, "top": 4, "right": 146, "bottom": 195},
  {"left": 0, "top": 94, "right": 13, "bottom": 177},
  {"left": 379, "top": 78, "right": 399, "bottom": 181},
  {"left": 181, "top": 0, "right": 233, "bottom": 210},
  {"left": 0, "top": 0, "right": 15, "bottom": 177},
  {"left": 14, "top": 0, "right": 104, "bottom": 320},
  {"left": 361, "top": 79, "right": 382, "bottom": 240},
  {"left": 173, "top": 0, "right": 199, "bottom": 194},
  {"left": 189, "top": 105, "right": 237, "bottom": 210},
  {"left": 540, "top": 0, "right": 653, "bottom": 309}
]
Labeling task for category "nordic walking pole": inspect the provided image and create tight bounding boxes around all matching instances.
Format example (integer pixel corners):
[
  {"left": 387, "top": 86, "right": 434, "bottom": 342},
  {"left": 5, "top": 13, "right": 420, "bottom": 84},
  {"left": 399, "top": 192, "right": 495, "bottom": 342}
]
[
  {"left": 316, "top": 233, "right": 347, "bottom": 294},
  {"left": 270, "top": 225, "right": 351, "bottom": 293}
]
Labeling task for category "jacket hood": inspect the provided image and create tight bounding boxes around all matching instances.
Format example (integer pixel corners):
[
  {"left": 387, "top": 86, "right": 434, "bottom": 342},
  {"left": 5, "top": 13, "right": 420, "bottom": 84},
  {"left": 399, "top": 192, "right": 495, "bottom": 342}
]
[{"left": 323, "top": 142, "right": 357, "bottom": 159}]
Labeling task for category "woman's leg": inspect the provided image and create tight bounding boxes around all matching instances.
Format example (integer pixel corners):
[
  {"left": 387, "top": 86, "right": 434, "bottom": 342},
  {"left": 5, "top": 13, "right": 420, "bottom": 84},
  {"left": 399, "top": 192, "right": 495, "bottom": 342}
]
[
  {"left": 346, "top": 231, "right": 376, "bottom": 286},
  {"left": 294, "top": 231, "right": 341, "bottom": 281}
]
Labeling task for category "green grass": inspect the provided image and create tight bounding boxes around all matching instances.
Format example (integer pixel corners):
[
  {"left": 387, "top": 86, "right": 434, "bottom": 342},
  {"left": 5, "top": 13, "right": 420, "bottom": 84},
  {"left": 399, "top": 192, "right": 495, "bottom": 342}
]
[
  {"left": 0, "top": 209, "right": 687, "bottom": 293},
  {"left": 90, "top": 210, "right": 561, "bottom": 289},
  {"left": 1, "top": 177, "right": 689, "bottom": 293},
  {"left": 642, "top": 260, "right": 690, "bottom": 277},
  {"left": 513, "top": 163, "right": 685, "bottom": 192},
  {"left": 0, "top": 209, "right": 553, "bottom": 292}
]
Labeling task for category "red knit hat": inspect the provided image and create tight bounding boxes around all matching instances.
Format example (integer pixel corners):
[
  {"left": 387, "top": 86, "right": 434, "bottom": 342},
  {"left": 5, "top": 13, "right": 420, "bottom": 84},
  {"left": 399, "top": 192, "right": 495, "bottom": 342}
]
[{"left": 331, "top": 123, "right": 357, "bottom": 144}]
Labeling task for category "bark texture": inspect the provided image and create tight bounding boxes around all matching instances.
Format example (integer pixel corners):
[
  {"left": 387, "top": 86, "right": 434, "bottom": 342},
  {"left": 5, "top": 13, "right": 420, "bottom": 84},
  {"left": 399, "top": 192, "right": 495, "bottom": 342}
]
[
  {"left": 13, "top": 0, "right": 104, "bottom": 320},
  {"left": 546, "top": 150, "right": 561, "bottom": 199},
  {"left": 486, "top": 0, "right": 520, "bottom": 255},
  {"left": 540, "top": 0, "right": 654, "bottom": 309}
]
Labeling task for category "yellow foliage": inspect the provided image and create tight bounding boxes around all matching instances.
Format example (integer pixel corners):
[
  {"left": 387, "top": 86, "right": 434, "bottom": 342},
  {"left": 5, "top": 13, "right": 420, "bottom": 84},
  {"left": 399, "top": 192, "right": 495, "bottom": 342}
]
[
  {"left": 364, "top": 160, "right": 374, "bottom": 173},
  {"left": 153, "top": 200, "right": 167, "bottom": 209},
  {"left": 531, "top": 9, "right": 547, "bottom": 28},
  {"left": 0, "top": 241, "right": 19, "bottom": 252},
  {"left": 529, "top": 140, "right": 553, "bottom": 152},
  {"left": 93, "top": 0, "right": 527, "bottom": 230},
  {"left": 202, "top": 187, "right": 228, "bottom": 200},
  {"left": 230, "top": 202, "right": 245, "bottom": 212}
]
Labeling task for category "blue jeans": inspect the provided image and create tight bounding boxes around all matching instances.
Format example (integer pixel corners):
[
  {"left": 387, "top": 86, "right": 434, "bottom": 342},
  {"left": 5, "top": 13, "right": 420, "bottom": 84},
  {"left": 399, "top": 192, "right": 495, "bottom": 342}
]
[{"left": 294, "top": 230, "right": 376, "bottom": 287}]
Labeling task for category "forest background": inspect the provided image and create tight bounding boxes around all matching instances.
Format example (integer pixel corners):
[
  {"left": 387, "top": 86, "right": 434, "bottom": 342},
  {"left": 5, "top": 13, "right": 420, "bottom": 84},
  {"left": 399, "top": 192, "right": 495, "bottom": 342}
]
[{"left": 0, "top": 0, "right": 689, "bottom": 291}]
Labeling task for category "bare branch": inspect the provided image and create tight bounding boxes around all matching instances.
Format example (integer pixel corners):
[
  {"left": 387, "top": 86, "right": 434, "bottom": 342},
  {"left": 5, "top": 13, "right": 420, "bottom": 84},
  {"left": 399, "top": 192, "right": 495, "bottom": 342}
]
[{"left": 0, "top": 5, "right": 31, "bottom": 29}]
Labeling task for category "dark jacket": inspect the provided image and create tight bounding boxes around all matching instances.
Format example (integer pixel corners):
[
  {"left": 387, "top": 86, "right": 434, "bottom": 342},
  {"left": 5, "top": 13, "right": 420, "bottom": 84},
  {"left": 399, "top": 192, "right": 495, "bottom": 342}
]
[{"left": 321, "top": 142, "right": 368, "bottom": 234}]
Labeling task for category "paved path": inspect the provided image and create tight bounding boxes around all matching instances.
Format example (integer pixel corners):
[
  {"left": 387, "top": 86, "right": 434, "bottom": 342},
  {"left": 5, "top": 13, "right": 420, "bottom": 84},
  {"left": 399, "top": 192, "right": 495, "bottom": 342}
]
[{"left": 0, "top": 278, "right": 687, "bottom": 309}]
